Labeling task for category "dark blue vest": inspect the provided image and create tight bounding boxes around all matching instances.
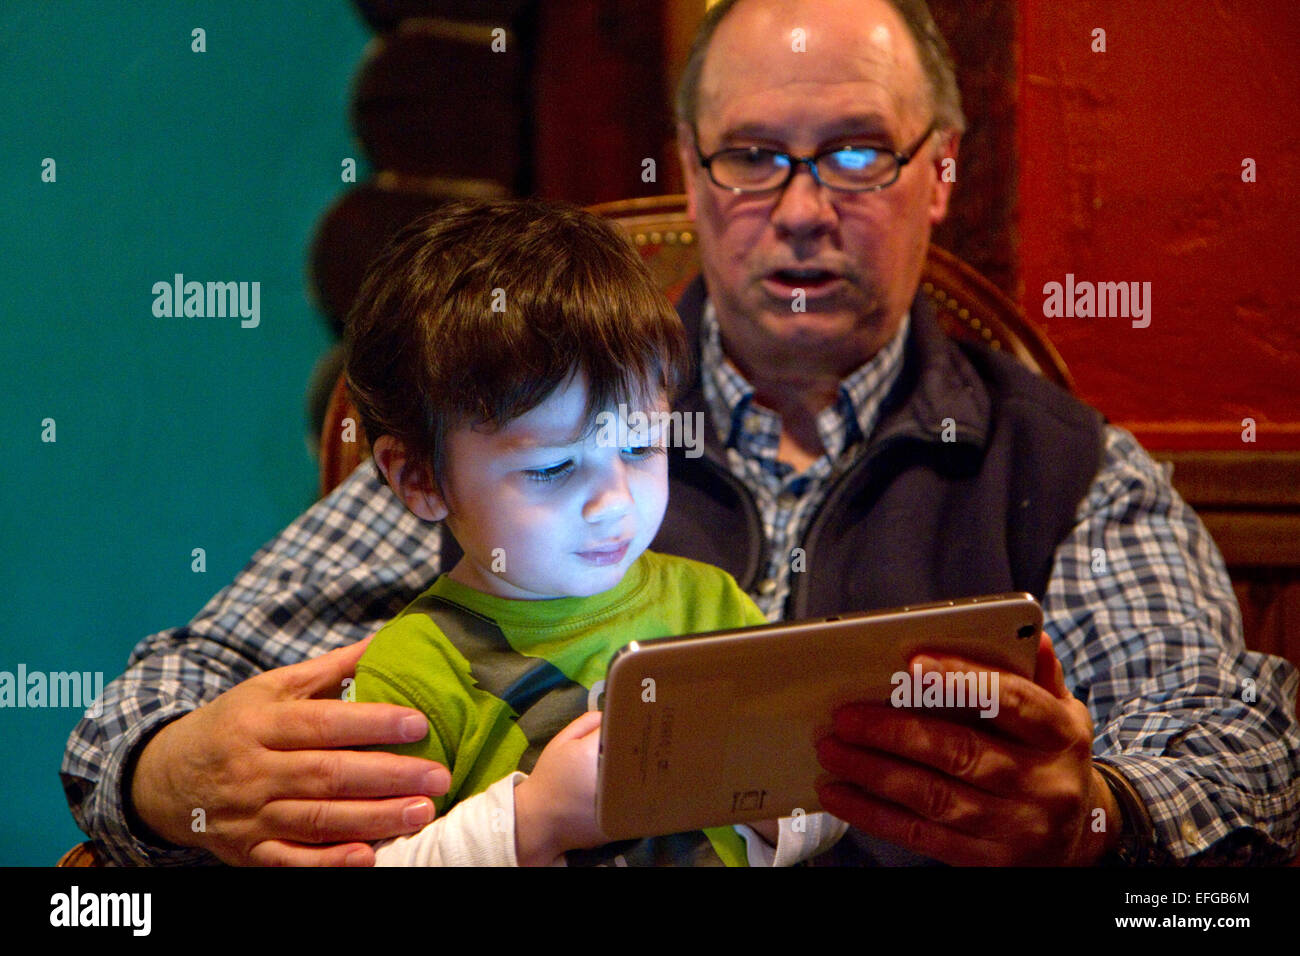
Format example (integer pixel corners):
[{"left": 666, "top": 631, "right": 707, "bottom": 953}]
[{"left": 654, "top": 276, "right": 1106, "bottom": 618}]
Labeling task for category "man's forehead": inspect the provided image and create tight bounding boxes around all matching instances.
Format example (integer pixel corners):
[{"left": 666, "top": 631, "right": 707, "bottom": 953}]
[
  {"left": 717, "top": 110, "right": 899, "bottom": 144},
  {"left": 697, "top": 0, "right": 925, "bottom": 134}
]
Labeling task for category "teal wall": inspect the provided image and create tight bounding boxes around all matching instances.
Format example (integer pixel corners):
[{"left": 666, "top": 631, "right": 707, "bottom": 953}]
[{"left": 0, "top": 2, "right": 372, "bottom": 864}]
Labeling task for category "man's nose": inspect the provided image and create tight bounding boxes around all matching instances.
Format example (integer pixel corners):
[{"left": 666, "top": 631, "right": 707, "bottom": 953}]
[
  {"left": 582, "top": 459, "right": 634, "bottom": 523},
  {"left": 770, "top": 163, "right": 836, "bottom": 238}
]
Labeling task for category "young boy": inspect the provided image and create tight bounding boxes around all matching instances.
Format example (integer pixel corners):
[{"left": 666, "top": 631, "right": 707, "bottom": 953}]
[{"left": 346, "top": 198, "right": 846, "bottom": 866}]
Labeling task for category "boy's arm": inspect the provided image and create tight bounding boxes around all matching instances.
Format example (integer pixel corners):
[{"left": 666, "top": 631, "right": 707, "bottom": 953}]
[
  {"left": 355, "top": 621, "right": 547, "bottom": 865},
  {"left": 61, "top": 465, "right": 445, "bottom": 866},
  {"left": 735, "top": 814, "right": 850, "bottom": 867},
  {"left": 374, "top": 773, "right": 535, "bottom": 866}
]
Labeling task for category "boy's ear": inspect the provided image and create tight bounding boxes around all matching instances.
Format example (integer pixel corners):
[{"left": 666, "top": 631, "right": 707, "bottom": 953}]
[{"left": 372, "top": 435, "right": 448, "bottom": 522}]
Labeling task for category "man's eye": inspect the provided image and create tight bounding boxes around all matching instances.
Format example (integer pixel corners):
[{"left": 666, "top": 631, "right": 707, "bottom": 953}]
[
  {"left": 524, "top": 460, "right": 574, "bottom": 482},
  {"left": 718, "top": 147, "right": 783, "bottom": 172},
  {"left": 825, "top": 147, "right": 885, "bottom": 172},
  {"left": 737, "top": 148, "right": 781, "bottom": 167}
]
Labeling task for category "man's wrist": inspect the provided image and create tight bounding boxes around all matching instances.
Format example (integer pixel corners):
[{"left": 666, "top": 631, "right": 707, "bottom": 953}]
[
  {"left": 126, "top": 718, "right": 194, "bottom": 850},
  {"left": 1092, "top": 760, "right": 1157, "bottom": 865},
  {"left": 1083, "top": 764, "right": 1123, "bottom": 863},
  {"left": 84, "top": 704, "right": 218, "bottom": 866}
]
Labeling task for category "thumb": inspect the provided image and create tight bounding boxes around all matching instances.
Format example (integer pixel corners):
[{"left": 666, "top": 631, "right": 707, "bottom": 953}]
[
  {"left": 1032, "top": 632, "right": 1068, "bottom": 698},
  {"left": 558, "top": 709, "right": 604, "bottom": 742},
  {"left": 274, "top": 635, "right": 376, "bottom": 699}
]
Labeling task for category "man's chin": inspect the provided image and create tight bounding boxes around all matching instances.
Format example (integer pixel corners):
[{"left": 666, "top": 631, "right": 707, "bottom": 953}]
[
  {"left": 742, "top": 306, "right": 894, "bottom": 374},
  {"left": 756, "top": 306, "right": 875, "bottom": 345}
]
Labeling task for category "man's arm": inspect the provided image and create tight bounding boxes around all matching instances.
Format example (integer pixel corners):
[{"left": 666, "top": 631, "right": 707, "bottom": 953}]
[
  {"left": 61, "top": 464, "right": 450, "bottom": 865},
  {"left": 816, "top": 425, "right": 1300, "bottom": 864},
  {"left": 1042, "top": 425, "right": 1300, "bottom": 863}
]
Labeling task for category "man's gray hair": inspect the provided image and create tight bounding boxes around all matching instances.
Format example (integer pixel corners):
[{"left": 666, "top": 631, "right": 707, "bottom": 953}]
[{"left": 675, "top": 0, "right": 966, "bottom": 135}]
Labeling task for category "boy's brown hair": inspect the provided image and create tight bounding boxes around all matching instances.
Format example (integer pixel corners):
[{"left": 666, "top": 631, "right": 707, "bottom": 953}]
[{"left": 345, "top": 198, "right": 690, "bottom": 490}]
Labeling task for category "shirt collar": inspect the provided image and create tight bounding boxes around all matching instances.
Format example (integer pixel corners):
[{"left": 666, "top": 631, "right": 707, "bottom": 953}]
[{"left": 699, "top": 299, "right": 912, "bottom": 462}]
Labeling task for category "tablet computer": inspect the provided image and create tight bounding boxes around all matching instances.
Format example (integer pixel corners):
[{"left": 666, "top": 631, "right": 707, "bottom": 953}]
[{"left": 595, "top": 592, "right": 1043, "bottom": 841}]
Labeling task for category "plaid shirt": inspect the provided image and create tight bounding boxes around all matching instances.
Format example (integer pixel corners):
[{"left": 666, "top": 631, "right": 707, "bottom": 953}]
[
  {"left": 699, "top": 303, "right": 911, "bottom": 620},
  {"left": 63, "top": 306, "right": 1300, "bottom": 866}
]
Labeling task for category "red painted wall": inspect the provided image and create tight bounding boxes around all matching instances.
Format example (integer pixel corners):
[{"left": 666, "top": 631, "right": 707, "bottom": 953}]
[{"left": 1018, "top": 1, "right": 1300, "bottom": 449}]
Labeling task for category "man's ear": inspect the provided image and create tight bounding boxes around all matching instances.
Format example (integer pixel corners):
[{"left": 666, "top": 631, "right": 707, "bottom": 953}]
[
  {"left": 372, "top": 435, "right": 448, "bottom": 522},
  {"left": 676, "top": 121, "right": 700, "bottom": 220},
  {"left": 927, "top": 130, "right": 961, "bottom": 225}
]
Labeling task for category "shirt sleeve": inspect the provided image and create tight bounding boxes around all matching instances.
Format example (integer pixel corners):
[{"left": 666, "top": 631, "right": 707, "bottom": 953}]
[
  {"left": 736, "top": 813, "right": 851, "bottom": 866},
  {"left": 374, "top": 773, "right": 527, "bottom": 867},
  {"left": 59, "top": 464, "right": 441, "bottom": 866},
  {"left": 1042, "top": 425, "right": 1300, "bottom": 864}
]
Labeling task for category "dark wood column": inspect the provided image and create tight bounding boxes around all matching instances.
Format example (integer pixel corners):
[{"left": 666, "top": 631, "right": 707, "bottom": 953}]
[{"left": 928, "top": 1, "right": 1019, "bottom": 298}]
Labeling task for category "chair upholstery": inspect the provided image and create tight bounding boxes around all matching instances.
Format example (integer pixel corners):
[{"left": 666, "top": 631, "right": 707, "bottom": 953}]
[{"left": 320, "top": 194, "right": 1074, "bottom": 498}]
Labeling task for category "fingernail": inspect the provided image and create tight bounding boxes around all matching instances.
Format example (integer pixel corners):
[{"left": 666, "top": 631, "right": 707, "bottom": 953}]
[
  {"left": 403, "top": 799, "right": 434, "bottom": 827},
  {"left": 913, "top": 654, "right": 940, "bottom": 672},
  {"left": 345, "top": 848, "right": 371, "bottom": 867},
  {"left": 400, "top": 715, "right": 427, "bottom": 740},
  {"left": 424, "top": 768, "right": 451, "bottom": 794}
]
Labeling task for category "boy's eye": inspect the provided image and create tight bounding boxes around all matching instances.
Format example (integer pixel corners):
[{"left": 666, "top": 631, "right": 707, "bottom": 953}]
[
  {"left": 621, "top": 444, "right": 666, "bottom": 462},
  {"left": 523, "top": 460, "right": 574, "bottom": 483}
]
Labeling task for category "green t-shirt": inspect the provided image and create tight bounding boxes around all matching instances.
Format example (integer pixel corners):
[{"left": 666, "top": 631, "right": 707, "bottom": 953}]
[{"left": 355, "top": 549, "right": 769, "bottom": 866}]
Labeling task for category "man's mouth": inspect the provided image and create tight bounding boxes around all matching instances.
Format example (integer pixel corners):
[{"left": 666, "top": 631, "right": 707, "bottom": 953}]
[
  {"left": 763, "top": 268, "right": 844, "bottom": 295},
  {"left": 575, "top": 540, "right": 630, "bottom": 566}
]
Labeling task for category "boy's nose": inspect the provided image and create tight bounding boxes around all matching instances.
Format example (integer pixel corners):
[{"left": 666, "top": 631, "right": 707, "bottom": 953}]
[{"left": 582, "top": 461, "right": 634, "bottom": 524}]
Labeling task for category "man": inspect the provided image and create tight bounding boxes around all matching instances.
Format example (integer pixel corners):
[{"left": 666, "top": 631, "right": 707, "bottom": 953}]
[{"left": 64, "top": 0, "right": 1299, "bottom": 866}]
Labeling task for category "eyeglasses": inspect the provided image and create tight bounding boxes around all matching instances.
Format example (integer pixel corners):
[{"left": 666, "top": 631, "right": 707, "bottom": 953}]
[{"left": 693, "top": 123, "right": 937, "bottom": 194}]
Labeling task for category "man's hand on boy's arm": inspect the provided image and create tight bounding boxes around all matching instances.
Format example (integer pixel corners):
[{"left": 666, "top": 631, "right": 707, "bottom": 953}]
[
  {"left": 128, "top": 638, "right": 452, "bottom": 866},
  {"left": 513, "top": 710, "right": 607, "bottom": 866}
]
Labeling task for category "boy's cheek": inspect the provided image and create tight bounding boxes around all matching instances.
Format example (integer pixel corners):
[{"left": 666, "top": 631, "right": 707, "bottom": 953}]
[{"left": 640, "top": 473, "right": 670, "bottom": 529}]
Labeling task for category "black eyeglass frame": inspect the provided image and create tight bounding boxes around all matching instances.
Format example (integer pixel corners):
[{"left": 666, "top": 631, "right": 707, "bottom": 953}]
[{"left": 692, "top": 122, "right": 939, "bottom": 195}]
